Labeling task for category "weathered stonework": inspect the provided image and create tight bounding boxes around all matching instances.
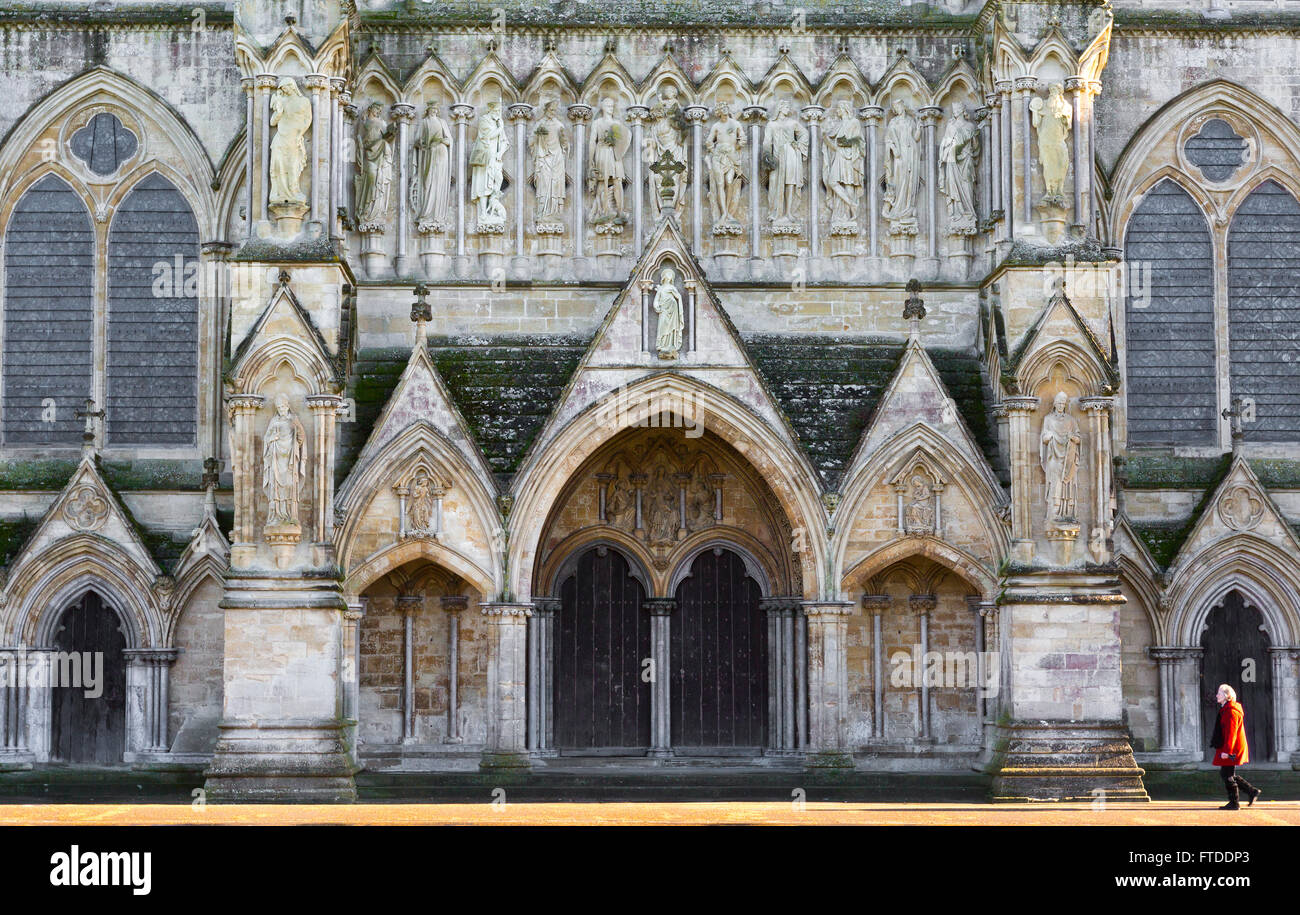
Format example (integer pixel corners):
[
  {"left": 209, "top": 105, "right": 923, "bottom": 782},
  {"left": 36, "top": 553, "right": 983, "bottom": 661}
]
[{"left": 0, "top": 0, "right": 1298, "bottom": 800}]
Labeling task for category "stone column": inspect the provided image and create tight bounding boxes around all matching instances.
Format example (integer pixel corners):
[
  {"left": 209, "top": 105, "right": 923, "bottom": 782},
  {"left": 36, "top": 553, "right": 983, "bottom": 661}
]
[
  {"left": 329, "top": 78, "right": 346, "bottom": 239},
  {"left": 919, "top": 106, "right": 942, "bottom": 277},
  {"left": 255, "top": 73, "right": 277, "bottom": 227},
  {"left": 801, "top": 105, "right": 825, "bottom": 269},
  {"left": 862, "top": 594, "right": 890, "bottom": 741},
  {"left": 1065, "top": 77, "right": 1086, "bottom": 234},
  {"left": 911, "top": 594, "right": 936, "bottom": 740},
  {"left": 1148, "top": 647, "right": 1184, "bottom": 753},
  {"left": 226, "top": 393, "right": 264, "bottom": 568},
  {"left": 124, "top": 649, "right": 177, "bottom": 758},
  {"left": 21, "top": 650, "right": 53, "bottom": 762},
  {"left": 528, "top": 597, "right": 558, "bottom": 755},
  {"left": 743, "top": 105, "right": 766, "bottom": 275},
  {"left": 1015, "top": 77, "right": 1037, "bottom": 229},
  {"left": 1086, "top": 81, "right": 1102, "bottom": 236},
  {"left": 506, "top": 103, "right": 533, "bottom": 277},
  {"left": 340, "top": 95, "right": 357, "bottom": 231},
  {"left": 567, "top": 104, "right": 593, "bottom": 264},
  {"left": 761, "top": 598, "right": 799, "bottom": 754},
  {"left": 627, "top": 105, "right": 649, "bottom": 251},
  {"left": 684, "top": 105, "right": 708, "bottom": 254},
  {"left": 1081, "top": 396, "right": 1115, "bottom": 563},
  {"left": 1002, "top": 395, "right": 1039, "bottom": 565},
  {"left": 861, "top": 105, "right": 884, "bottom": 272},
  {"left": 305, "top": 74, "right": 330, "bottom": 226},
  {"left": 442, "top": 596, "right": 468, "bottom": 744},
  {"left": 306, "top": 393, "right": 342, "bottom": 567},
  {"left": 997, "top": 80, "right": 1014, "bottom": 238},
  {"left": 985, "top": 92, "right": 1002, "bottom": 243},
  {"left": 342, "top": 598, "right": 365, "bottom": 762},
  {"left": 802, "top": 601, "right": 853, "bottom": 767},
  {"left": 480, "top": 602, "right": 531, "bottom": 769},
  {"left": 450, "top": 103, "right": 474, "bottom": 277},
  {"left": 242, "top": 76, "right": 256, "bottom": 240},
  {"left": 643, "top": 599, "right": 675, "bottom": 757},
  {"left": 967, "top": 596, "right": 995, "bottom": 725},
  {"left": 390, "top": 103, "right": 415, "bottom": 274},
  {"left": 975, "top": 104, "right": 991, "bottom": 261},
  {"left": 397, "top": 595, "right": 420, "bottom": 743}
]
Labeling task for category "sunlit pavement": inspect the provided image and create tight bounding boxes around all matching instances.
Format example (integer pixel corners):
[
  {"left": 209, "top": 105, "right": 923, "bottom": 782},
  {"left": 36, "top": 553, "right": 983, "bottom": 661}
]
[{"left": 1, "top": 801, "right": 1298, "bottom": 826}]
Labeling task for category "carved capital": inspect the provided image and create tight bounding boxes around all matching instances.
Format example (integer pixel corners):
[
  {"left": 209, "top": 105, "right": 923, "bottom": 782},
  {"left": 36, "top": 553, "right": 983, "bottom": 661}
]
[
  {"left": 567, "top": 103, "right": 593, "bottom": 123},
  {"left": 859, "top": 104, "right": 884, "bottom": 124},
  {"left": 800, "top": 104, "right": 825, "bottom": 125},
  {"left": 909, "top": 594, "right": 938, "bottom": 614},
  {"left": 480, "top": 602, "right": 533, "bottom": 618},
  {"left": 1079, "top": 396, "right": 1115, "bottom": 414},
  {"left": 389, "top": 103, "right": 416, "bottom": 123},
  {"left": 1002, "top": 395, "right": 1040, "bottom": 414},
  {"left": 506, "top": 103, "right": 534, "bottom": 123},
  {"left": 304, "top": 73, "right": 331, "bottom": 93},
  {"left": 642, "top": 598, "right": 677, "bottom": 617},
  {"left": 801, "top": 600, "right": 854, "bottom": 618},
  {"left": 983, "top": 92, "right": 1001, "bottom": 110},
  {"left": 995, "top": 79, "right": 1014, "bottom": 95},
  {"left": 862, "top": 593, "right": 892, "bottom": 614},
  {"left": 1014, "top": 77, "right": 1039, "bottom": 93},
  {"left": 255, "top": 73, "right": 279, "bottom": 91},
  {"left": 441, "top": 595, "right": 470, "bottom": 613},
  {"left": 918, "top": 106, "right": 942, "bottom": 125},
  {"left": 450, "top": 103, "right": 475, "bottom": 124},
  {"left": 742, "top": 105, "right": 768, "bottom": 125},
  {"left": 625, "top": 104, "right": 650, "bottom": 126}
]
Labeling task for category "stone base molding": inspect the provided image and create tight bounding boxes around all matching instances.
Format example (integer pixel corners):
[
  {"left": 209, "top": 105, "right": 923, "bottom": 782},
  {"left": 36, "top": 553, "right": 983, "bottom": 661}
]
[{"left": 988, "top": 720, "right": 1149, "bottom": 802}]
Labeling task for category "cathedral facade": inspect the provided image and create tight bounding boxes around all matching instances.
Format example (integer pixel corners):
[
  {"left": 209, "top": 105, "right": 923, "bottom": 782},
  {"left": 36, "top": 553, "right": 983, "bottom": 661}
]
[{"left": 0, "top": 0, "right": 1297, "bottom": 801}]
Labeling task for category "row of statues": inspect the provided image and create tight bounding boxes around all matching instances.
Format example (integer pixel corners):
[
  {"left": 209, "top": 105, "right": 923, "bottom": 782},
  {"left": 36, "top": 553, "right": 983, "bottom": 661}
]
[
  {"left": 266, "top": 76, "right": 1071, "bottom": 242},
  {"left": 345, "top": 92, "right": 1001, "bottom": 240}
]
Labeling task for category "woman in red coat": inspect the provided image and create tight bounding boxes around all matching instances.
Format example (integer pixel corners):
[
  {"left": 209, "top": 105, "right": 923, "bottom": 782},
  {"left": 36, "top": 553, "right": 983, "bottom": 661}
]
[{"left": 1212, "top": 684, "right": 1260, "bottom": 809}]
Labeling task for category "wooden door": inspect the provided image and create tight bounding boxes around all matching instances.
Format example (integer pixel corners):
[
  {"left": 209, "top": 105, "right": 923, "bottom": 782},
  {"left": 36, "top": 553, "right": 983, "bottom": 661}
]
[
  {"left": 51, "top": 592, "right": 127, "bottom": 764},
  {"left": 671, "top": 548, "right": 767, "bottom": 750},
  {"left": 1200, "top": 590, "right": 1274, "bottom": 761},
  {"left": 554, "top": 547, "right": 651, "bottom": 751}
]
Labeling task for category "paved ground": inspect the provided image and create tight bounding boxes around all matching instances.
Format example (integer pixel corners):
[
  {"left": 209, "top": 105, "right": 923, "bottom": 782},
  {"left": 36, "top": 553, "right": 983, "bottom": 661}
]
[{"left": 0, "top": 800, "right": 1297, "bottom": 826}]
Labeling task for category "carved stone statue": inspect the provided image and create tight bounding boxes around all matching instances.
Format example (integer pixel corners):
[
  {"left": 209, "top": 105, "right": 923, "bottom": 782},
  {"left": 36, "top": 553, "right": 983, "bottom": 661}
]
[
  {"left": 530, "top": 98, "right": 568, "bottom": 226},
  {"left": 705, "top": 102, "right": 745, "bottom": 228},
  {"left": 644, "top": 85, "right": 688, "bottom": 217},
  {"left": 353, "top": 102, "right": 394, "bottom": 230},
  {"left": 763, "top": 101, "right": 808, "bottom": 225},
  {"left": 652, "top": 266, "right": 684, "bottom": 359},
  {"left": 588, "top": 96, "right": 629, "bottom": 227},
  {"left": 410, "top": 100, "right": 453, "bottom": 233},
  {"left": 938, "top": 102, "right": 980, "bottom": 234},
  {"left": 904, "top": 474, "right": 935, "bottom": 534},
  {"left": 408, "top": 471, "right": 435, "bottom": 532},
  {"left": 262, "top": 394, "right": 305, "bottom": 528},
  {"left": 1031, "top": 84, "right": 1072, "bottom": 204},
  {"left": 647, "top": 468, "right": 677, "bottom": 543},
  {"left": 687, "top": 473, "right": 714, "bottom": 530},
  {"left": 882, "top": 99, "right": 922, "bottom": 234},
  {"left": 606, "top": 478, "right": 635, "bottom": 531},
  {"left": 269, "top": 78, "right": 312, "bottom": 207},
  {"left": 822, "top": 99, "right": 865, "bottom": 228},
  {"left": 1040, "top": 391, "right": 1082, "bottom": 526},
  {"left": 470, "top": 100, "right": 509, "bottom": 229}
]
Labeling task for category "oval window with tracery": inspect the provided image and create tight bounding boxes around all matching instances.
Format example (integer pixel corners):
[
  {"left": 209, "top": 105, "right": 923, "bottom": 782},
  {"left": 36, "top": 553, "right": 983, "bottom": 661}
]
[{"left": 1183, "top": 118, "right": 1248, "bottom": 183}]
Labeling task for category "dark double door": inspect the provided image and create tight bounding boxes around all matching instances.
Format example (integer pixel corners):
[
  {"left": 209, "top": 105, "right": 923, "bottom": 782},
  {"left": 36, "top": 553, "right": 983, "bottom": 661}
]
[
  {"left": 555, "top": 548, "right": 652, "bottom": 751},
  {"left": 51, "top": 592, "right": 127, "bottom": 764},
  {"left": 553, "top": 545, "right": 767, "bottom": 754},
  {"left": 671, "top": 548, "right": 767, "bottom": 751},
  {"left": 1200, "top": 590, "right": 1274, "bottom": 761}
]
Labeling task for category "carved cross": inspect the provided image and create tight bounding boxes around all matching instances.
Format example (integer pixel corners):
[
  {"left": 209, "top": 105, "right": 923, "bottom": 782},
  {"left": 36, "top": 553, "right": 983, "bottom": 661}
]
[
  {"left": 649, "top": 148, "right": 686, "bottom": 203},
  {"left": 1222, "top": 395, "right": 1249, "bottom": 450},
  {"left": 202, "top": 456, "right": 222, "bottom": 491},
  {"left": 75, "top": 397, "right": 104, "bottom": 455},
  {"left": 411, "top": 283, "right": 432, "bottom": 324},
  {"left": 903, "top": 278, "right": 926, "bottom": 321}
]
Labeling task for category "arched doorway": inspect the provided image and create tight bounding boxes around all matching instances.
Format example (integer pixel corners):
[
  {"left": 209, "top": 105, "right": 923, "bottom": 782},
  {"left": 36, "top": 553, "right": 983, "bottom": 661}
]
[
  {"left": 554, "top": 546, "right": 651, "bottom": 752},
  {"left": 671, "top": 547, "right": 767, "bottom": 751},
  {"left": 50, "top": 592, "right": 127, "bottom": 764},
  {"left": 1200, "top": 590, "right": 1274, "bottom": 761}
]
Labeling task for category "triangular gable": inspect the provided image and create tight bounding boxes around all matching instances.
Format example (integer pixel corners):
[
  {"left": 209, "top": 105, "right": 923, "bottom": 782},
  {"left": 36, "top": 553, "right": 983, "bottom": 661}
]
[
  {"left": 1004, "top": 283, "right": 1118, "bottom": 393},
  {"left": 520, "top": 216, "right": 812, "bottom": 476},
  {"left": 337, "top": 336, "right": 498, "bottom": 505},
  {"left": 1168, "top": 455, "right": 1300, "bottom": 572},
  {"left": 228, "top": 275, "right": 341, "bottom": 390},
  {"left": 9, "top": 457, "right": 160, "bottom": 579},
  {"left": 841, "top": 338, "right": 1001, "bottom": 497}
]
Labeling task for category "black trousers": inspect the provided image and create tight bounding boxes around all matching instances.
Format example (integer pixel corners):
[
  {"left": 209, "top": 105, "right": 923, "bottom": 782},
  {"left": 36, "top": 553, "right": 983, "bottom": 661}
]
[{"left": 1219, "top": 765, "right": 1257, "bottom": 802}]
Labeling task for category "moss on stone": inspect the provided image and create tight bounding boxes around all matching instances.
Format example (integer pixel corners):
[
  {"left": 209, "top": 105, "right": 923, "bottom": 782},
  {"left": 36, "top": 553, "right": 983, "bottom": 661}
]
[
  {"left": 0, "top": 515, "right": 39, "bottom": 567},
  {"left": 1124, "top": 454, "right": 1232, "bottom": 489}
]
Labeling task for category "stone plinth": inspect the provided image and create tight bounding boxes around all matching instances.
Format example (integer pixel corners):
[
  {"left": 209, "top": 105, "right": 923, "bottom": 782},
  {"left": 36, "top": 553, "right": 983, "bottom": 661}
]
[
  {"left": 204, "top": 573, "right": 357, "bottom": 801},
  {"left": 989, "top": 720, "right": 1149, "bottom": 802}
]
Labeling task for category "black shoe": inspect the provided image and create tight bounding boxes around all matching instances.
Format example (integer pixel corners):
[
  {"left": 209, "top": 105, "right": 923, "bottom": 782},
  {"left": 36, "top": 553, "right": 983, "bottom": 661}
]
[
  {"left": 1247, "top": 788, "right": 1261, "bottom": 807},
  {"left": 1219, "top": 801, "right": 1240, "bottom": 810}
]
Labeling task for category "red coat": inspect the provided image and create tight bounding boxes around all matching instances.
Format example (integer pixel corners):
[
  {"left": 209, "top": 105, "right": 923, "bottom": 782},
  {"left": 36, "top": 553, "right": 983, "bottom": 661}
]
[{"left": 1213, "top": 700, "right": 1249, "bottom": 766}]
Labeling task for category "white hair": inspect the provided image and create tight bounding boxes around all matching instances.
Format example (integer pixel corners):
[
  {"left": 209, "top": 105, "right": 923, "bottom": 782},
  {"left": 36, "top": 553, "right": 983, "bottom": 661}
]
[{"left": 1218, "top": 684, "right": 1237, "bottom": 702}]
